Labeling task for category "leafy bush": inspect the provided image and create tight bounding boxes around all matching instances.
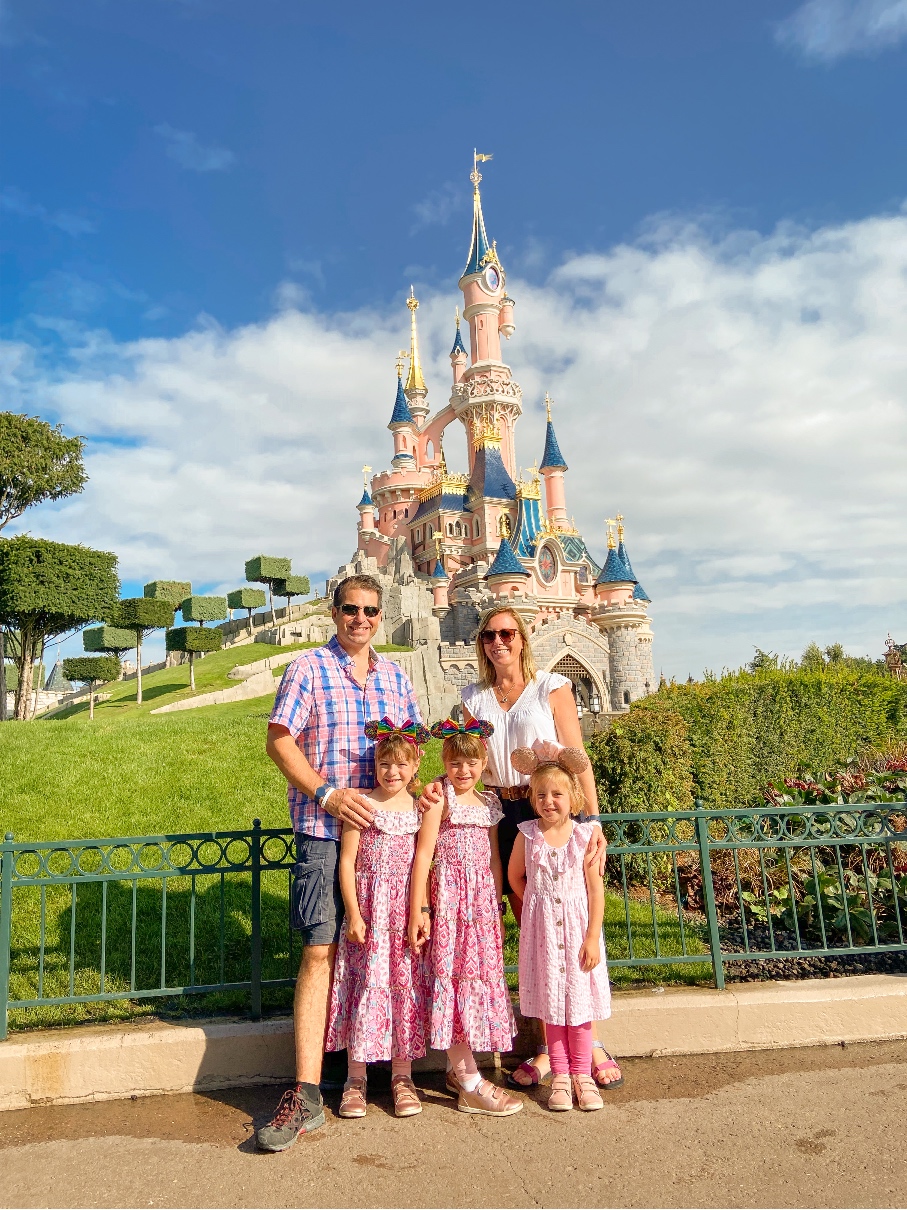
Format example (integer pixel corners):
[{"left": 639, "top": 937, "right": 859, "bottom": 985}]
[
  {"left": 63, "top": 655, "right": 121, "bottom": 685},
  {"left": 588, "top": 709, "right": 694, "bottom": 812},
  {"left": 180, "top": 595, "right": 227, "bottom": 625},
  {"left": 143, "top": 581, "right": 191, "bottom": 607},
  {"left": 272, "top": 575, "right": 310, "bottom": 599},
  {"left": 245, "top": 555, "right": 291, "bottom": 583},
  {"left": 227, "top": 588, "right": 266, "bottom": 610},
  {"left": 113, "top": 598, "right": 174, "bottom": 630},
  {"left": 83, "top": 625, "right": 135, "bottom": 654},
  {"left": 165, "top": 627, "right": 224, "bottom": 654}
]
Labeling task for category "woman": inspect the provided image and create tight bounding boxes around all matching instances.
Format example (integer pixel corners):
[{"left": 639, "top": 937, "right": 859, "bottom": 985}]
[{"left": 461, "top": 604, "right": 623, "bottom": 1092}]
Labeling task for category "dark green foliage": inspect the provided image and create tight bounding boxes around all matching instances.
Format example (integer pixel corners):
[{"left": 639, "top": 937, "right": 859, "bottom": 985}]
[
  {"left": 165, "top": 626, "right": 224, "bottom": 654},
  {"left": 180, "top": 595, "right": 227, "bottom": 625},
  {"left": 0, "top": 536, "right": 119, "bottom": 719},
  {"left": 588, "top": 709, "right": 694, "bottom": 812},
  {"left": 112, "top": 598, "right": 174, "bottom": 631},
  {"left": 63, "top": 655, "right": 121, "bottom": 686},
  {"left": 600, "top": 668, "right": 907, "bottom": 812},
  {"left": 143, "top": 581, "right": 191, "bottom": 607},
  {"left": 4, "top": 664, "right": 45, "bottom": 692},
  {"left": 0, "top": 412, "right": 87, "bottom": 533},
  {"left": 227, "top": 587, "right": 266, "bottom": 610},
  {"left": 245, "top": 555, "right": 291, "bottom": 583},
  {"left": 83, "top": 625, "right": 136, "bottom": 654},
  {"left": 273, "top": 575, "right": 309, "bottom": 598}
]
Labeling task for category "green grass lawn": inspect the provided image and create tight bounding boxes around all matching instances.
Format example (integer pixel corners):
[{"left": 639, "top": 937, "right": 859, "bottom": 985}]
[{"left": 1, "top": 645, "right": 710, "bottom": 1034}]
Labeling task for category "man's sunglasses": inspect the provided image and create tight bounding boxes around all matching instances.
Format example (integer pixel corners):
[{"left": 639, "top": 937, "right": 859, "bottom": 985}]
[
  {"left": 339, "top": 603, "right": 380, "bottom": 618},
  {"left": 480, "top": 627, "right": 518, "bottom": 644}
]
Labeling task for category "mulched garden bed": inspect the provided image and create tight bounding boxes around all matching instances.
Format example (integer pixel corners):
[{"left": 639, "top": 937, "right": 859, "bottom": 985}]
[{"left": 719, "top": 923, "right": 907, "bottom": 982}]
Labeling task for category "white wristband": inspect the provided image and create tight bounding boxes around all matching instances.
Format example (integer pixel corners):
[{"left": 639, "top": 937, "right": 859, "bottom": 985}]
[{"left": 320, "top": 787, "right": 335, "bottom": 807}]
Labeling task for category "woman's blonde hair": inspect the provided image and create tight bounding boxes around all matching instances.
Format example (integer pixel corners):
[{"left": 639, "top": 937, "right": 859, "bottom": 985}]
[
  {"left": 530, "top": 764, "right": 585, "bottom": 817},
  {"left": 374, "top": 734, "right": 423, "bottom": 797},
  {"left": 475, "top": 605, "right": 537, "bottom": 689}
]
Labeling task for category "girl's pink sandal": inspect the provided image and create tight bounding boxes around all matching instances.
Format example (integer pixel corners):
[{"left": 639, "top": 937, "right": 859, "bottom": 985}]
[{"left": 592, "top": 1048, "right": 624, "bottom": 1089}]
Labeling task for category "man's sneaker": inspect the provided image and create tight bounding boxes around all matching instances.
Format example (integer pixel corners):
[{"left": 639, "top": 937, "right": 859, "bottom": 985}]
[{"left": 256, "top": 1087, "right": 326, "bottom": 1152}]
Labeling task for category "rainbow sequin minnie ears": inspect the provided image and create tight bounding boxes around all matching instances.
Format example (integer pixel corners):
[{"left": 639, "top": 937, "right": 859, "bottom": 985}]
[
  {"left": 364, "top": 717, "right": 431, "bottom": 746},
  {"left": 510, "top": 738, "right": 590, "bottom": 776},
  {"left": 430, "top": 717, "right": 495, "bottom": 743}
]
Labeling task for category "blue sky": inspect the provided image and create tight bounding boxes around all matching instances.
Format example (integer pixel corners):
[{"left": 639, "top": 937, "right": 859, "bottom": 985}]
[{"left": 2, "top": 0, "right": 906, "bottom": 676}]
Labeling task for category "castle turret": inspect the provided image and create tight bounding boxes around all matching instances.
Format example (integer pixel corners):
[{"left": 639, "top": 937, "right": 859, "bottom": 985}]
[
  {"left": 590, "top": 521, "right": 654, "bottom": 709},
  {"left": 450, "top": 309, "right": 467, "bottom": 385},
  {"left": 431, "top": 536, "right": 450, "bottom": 617},
  {"left": 539, "top": 393, "right": 569, "bottom": 530},
  {"left": 388, "top": 363, "right": 417, "bottom": 470},
  {"left": 404, "top": 288, "right": 430, "bottom": 425},
  {"left": 485, "top": 535, "right": 530, "bottom": 599}
]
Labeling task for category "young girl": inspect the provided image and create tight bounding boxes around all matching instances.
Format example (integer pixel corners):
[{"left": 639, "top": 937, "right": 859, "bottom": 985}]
[
  {"left": 407, "top": 718, "right": 522, "bottom": 1117},
  {"left": 325, "top": 717, "right": 432, "bottom": 1119},
  {"left": 508, "top": 739, "right": 611, "bottom": 1113}
]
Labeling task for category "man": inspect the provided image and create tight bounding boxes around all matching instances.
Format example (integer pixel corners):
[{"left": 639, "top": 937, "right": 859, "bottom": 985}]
[{"left": 256, "top": 574, "right": 423, "bottom": 1152}]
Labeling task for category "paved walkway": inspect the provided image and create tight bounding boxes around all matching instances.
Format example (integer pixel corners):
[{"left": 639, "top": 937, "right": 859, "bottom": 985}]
[{"left": 2, "top": 1041, "right": 905, "bottom": 1208}]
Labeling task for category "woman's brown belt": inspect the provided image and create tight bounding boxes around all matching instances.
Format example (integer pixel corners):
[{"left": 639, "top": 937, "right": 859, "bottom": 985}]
[{"left": 485, "top": 785, "right": 529, "bottom": 801}]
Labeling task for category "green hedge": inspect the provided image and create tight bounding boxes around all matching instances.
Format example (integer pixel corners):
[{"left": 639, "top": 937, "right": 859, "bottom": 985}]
[
  {"left": 227, "top": 587, "right": 266, "bottom": 610},
  {"left": 245, "top": 555, "right": 291, "bottom": 582},
  {"left": 273, "top": 575, "right": 309, "bottom": 598},
  {"left": 83, "top": 625, "right": 136, "bottom": 653},
  {"left": 590, "top": 667, "right": 907, "bottom": 811},
  {"left": 166, "top": 626, "right": 224, "bottom": 654},
  {"left": 63, "top": 655, "right": 121, "bottom": 685},
  {"left": 113, "top": 598, "right": 174, "bottom": 630},
  {"left": 181, "top": 595, "right": 227, "bottom": 624},
  {"left": 3, "top": 664, "right": 45, "bottom": 692},
  {"left": 0, "top": 536, "right": 119, "bottom": 626},
  {"left": 143, "top": 580, "right": 191, "bottom": 606}
]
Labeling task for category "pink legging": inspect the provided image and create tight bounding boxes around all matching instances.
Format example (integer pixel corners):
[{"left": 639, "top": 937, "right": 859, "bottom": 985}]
[{"left": 546, "top": 1021, "right": 593, "bottom": 1076}]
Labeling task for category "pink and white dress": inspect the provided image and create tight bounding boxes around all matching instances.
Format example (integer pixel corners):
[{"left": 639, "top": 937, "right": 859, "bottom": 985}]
[
  {"left": 326, "top": 807, "right": 428, "bottom": 1062},
  {"left": 517, "top": 819, "right": 611, "bottom": 1026},
  {"left": 427, "top": 779, "right": 517, "bottom": 1052}
]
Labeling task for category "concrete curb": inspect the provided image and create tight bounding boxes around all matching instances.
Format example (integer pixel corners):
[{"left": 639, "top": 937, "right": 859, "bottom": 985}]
[{"left": 1, "top": 973, "right": 904, "bottom": 1110}]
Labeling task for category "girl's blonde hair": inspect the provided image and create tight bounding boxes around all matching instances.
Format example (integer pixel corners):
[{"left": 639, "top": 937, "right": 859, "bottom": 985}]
[
  {"left": 474, "top": 606, "right": 537, "bottom": 689},
  {"left": 440, "top": 731, "right": 488, "bottom": 764},
  {"left": 374, "top": 734, "right": 423, "bottom": 797},
  {"left": 530, "top": 763, "right": 585, "bottom": 817}
]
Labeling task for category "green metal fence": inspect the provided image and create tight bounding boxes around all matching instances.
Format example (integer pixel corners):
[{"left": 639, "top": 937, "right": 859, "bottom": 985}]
[{"left": 1, "top": 801, "right": 905, "bottom": 1039}]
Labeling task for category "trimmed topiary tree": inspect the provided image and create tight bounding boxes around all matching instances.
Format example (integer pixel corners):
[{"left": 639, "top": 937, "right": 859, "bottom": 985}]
[
  {"left": 166, "top": 625, "right": 223, "bottom": 691},
  {"left": 245, "top": 555, "right": 291, "bottom": 625},
  {"left": 144, "top": 581, "right": 191, "bottom": 623},
  {"left": 63, "top": 654, "right": 121, "bottom": 720},
  {"left": 181, "top": 595, "right": 227, "bottom": 626},
  {"left": 272, "top": 574, "right": 310, "bottom": 618},
  {"left": 111, "top": 598, "right": 174, "bottom": 705},
  {"left": 83, "top": 624, "right": 135, "bottom": 658},
  {"left": 0, "top": 536, "right": 119, "bottom": 720},
  {"left": 227, "top": 587, "right": 267, "bottom": 634}
]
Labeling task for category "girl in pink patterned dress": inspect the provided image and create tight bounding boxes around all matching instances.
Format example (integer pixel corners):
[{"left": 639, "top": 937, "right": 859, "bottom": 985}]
[
  {"left": 326, "top": 719, "right": 431, "bottom": 1120},
  {"left": 408, "top": 720, "right": 522, "bottom": 1118},
  {"left": 508, "top": 740, "right": 611, "bottom": 1113}
]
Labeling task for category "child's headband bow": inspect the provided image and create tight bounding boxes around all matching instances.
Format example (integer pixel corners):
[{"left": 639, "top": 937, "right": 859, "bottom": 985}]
[
  {"left": 430, "top": 717, "right": 495, "bottom": 742},
  {"left": 510, "top": 738, "right": 590, "bottom": 776},
  {"left": 364, "top": 717, "right": 431, "bottom": 746}
]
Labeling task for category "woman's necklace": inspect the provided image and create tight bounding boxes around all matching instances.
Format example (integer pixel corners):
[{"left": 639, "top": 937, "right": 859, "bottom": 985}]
[{"left": 494, "top": 680, "right": 524, "bottom": 706}]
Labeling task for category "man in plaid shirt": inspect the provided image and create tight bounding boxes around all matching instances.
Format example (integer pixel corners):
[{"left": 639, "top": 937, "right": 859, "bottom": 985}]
[{"left": 256, "top": 573, "right": 423, "bottom": 1152}]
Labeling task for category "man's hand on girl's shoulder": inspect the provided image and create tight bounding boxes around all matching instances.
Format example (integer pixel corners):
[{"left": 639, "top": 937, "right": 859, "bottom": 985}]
[
  {"left": 324, "top": 787, "right": 374, "bottom": 830},
  {"left": 416, "top": 778, "right": 444, "bottom": 814}
]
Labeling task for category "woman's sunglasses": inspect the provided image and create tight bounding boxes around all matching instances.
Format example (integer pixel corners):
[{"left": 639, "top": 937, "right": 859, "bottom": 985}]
[
  {"left": 480, "top": 627, "right": 518, "bottom": 644},
  {"left": 339, "top": 603, "right": 380, "bottom": 618}
]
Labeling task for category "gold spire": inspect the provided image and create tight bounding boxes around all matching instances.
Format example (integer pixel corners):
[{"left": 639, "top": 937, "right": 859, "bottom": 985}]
[
  {"left": 616, "top": 513, "right": 625, "bottom": 543},
  {"left": 395, "top": 349, "right": 407, "bottom": 379},
  {"left": 455, "top": 306, "right": 460, "bottom": 329},
  {"left": 438, "top": 433, "right": 447, "bottom": 475},
  {"left": 404, "top": 287, "right": 426, "bottom": 393},
  {"left": 545, "top": 392, "right": 552, "bottom": 422},
  {"left": 361, "top": 464, "right": 371, "bottom": 486},
  {"left": 605, "top": 518, "right": 617, "bottom": 549}
]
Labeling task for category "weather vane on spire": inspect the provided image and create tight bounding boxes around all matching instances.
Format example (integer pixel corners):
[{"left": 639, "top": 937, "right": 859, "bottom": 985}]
[
  {"left": 616, "top": 513, "right": 625, "bottom": 542},
  {"left": 361, "top": 464, "right": 372, "bottom": 486},
  {"left": 604, "top": 518, "right": 617, "bottom": 549},
  {"left": 395, "top": 350, "right": 407, "bottom": 377},
  {"left": 471, "top": 149, "right": 493, "bottom": 188},
  {"left": 545, "top": 392, "right": 553, "bottom": 422}
]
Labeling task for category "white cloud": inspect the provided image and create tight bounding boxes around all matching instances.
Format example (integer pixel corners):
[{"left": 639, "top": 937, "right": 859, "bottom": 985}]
[
  {"left": 153, "top": 124, "right": 235, "bottom": 173},
  {"left": 776, "top": 0, "right": 907, "bottom": 61},
  {"left": 411, "top": 182, "right": 466, "bottom": 232},
  {"left": 4, "top": 206, "right": 906, "bottom": 678},
  {"left": 0, "top": 186, "right": 97, "bottom": 236}
]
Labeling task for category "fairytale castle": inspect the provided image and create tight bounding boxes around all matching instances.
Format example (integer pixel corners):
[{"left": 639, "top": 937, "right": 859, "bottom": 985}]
[{"left": 327, "top": 157, "right": 655, "bottom": 721}]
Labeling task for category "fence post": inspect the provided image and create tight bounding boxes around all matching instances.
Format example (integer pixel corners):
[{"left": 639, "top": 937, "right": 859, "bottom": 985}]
[
  {"left": 0, "top": 833, "right": 14, "bottom": 1041},
  {"left": 250, "top": 819, "right": 263, "bottom": 1020},
  {"left": 695, "top": 804, "right": 725, "bottom": 990}
]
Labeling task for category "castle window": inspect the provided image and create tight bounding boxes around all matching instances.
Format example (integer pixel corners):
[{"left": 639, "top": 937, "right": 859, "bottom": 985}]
[
  {"left": 623, "top": 690, "right": 631, "bottom": 705},
  {"left": 475, "top": 519, "right": 480, "bottom": 537},
  {"left": 447, "top": 523, "right": 454, "bottom": 536},
  {"left": 454, "top": 522, "right": 462, "bottom": 537},
  {"left": 404, "top": 508, "right": 409, "bottom": 518},
  {"left": 426, "top": 440, "right": 434, "bottom": 460}
]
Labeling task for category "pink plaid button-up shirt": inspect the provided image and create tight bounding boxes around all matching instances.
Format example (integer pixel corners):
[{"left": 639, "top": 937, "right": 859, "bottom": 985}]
[{"left": 269, "top": 635, "right": 422, "bottom": 840}]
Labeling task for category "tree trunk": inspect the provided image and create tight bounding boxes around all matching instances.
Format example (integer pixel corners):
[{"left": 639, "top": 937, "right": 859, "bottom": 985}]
[
  {"left": 14, "top": 626, "right": 37, "bottom": 721},
  {"left": 0, "top": 629, "right": 7, "bottom": 722},
  {"left": 30, "top": 639, "right": 46, "bottom": 720},
  {"left": 136, "top": 633, "right": 143, "bottom": 705},
  {"left": 247, "top": 609, "right": 253, "bottom": 636},
  {"left": 89, "top": 680, "right": 96, "bottom": 721},
  {"left": 189, "top": 650, "right": 195, "bottom": 692},
  {"left": 268, "top": 583, "right": 275, "bottom": 626}
]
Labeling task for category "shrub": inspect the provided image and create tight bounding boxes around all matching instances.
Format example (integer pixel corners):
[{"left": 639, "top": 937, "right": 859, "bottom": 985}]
[
  {"left": 166, "top": 625, "right": 224, "bottom": 690},
  {"left": 0, "top": 536, "right": 119, "bottom": 720},
  {"left": 245, "top": 555, "right": 292, "bottom": 623},
  {"left": 589, "top": 709, "right": 694, "bottom": 813},
  {"left": 181, "top": 595, "right": 227, "bottom": 625},
  {"left": 227, "top": 587, "right": 267, "bottom": 634},
  {"left": 143, "top": 581, "right": 191, "bottom": 609},
  {"left": 83, "top": 625, "right": 135, "bottom": 654},
  {"left": 111, "top": 597, "right": 175, "bottom": 705},
  {"left": 63, "top": 654, "right": 121, "bottom": 720}
]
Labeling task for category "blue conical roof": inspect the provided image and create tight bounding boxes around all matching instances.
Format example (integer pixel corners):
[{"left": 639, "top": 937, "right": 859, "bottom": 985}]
[
  {"left": 617, "top": 540, "right": 637, "bottom": 581},
  {"left": 463, "top": 186, "right": 492, "bottom": 277},
  {"left": 432, "top": 559, "right": 448, "bottom": 581},
  {"left": 357, "top": 487, "right": 373, "bottom": 508},
  {"left": 450, "top": 322, "right": 467, "bottom": 357},
  {"left": 595, "top": 547, "right": 636, "bottom": 585},
  {"left": 389, "top": 374, "right": 413, "bottom": 426},
  {"left": 540, "top": 420, "right": 567, "bottom": 471},
  {"left": 487, "top": 537, "right": 530, "bottom": 579},
  {"left": 632, "top": 581, "right": 651, "bottom": 603},
  {"left": 469, "top": 443, "right": 516, "bottom": 501}
]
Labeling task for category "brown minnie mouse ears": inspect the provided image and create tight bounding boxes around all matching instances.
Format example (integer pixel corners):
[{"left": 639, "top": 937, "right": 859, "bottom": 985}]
[{"left": 510, "top": 739, "right": 590, "bottom": 776}]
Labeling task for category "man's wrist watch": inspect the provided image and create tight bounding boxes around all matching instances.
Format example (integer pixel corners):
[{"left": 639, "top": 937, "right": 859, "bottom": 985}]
[{"left": 314, "top": 784, "right": 335, "bottom": 808}]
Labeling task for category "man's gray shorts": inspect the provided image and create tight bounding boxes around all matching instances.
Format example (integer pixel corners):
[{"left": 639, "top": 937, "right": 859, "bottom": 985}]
[{"left": 291, "top": 835, "right": 344, "bottom": 946}]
